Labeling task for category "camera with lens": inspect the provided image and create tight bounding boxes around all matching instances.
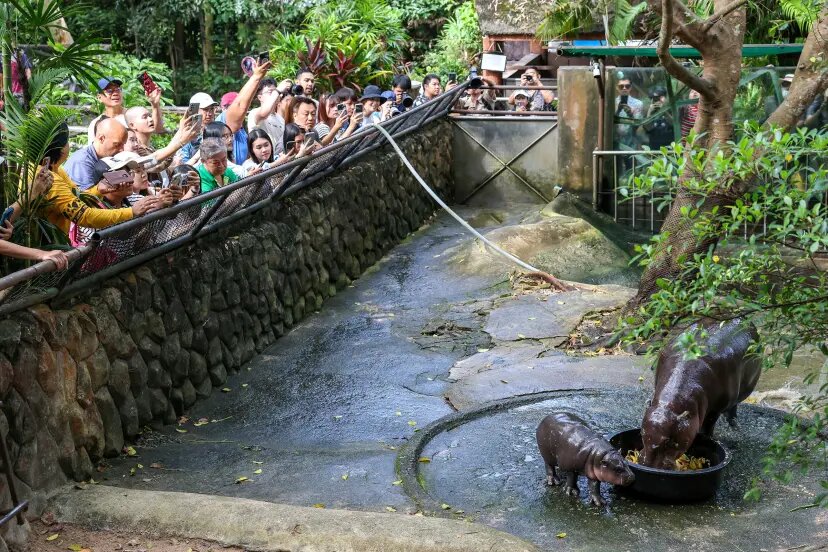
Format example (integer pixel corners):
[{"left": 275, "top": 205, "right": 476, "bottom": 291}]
[
  {"left": 390, "top": 107, "right": 402, "bottom": 117},
  {"left": 291, "top": 84, "right": 305, "bottom": 96},
  {"left": 401, "top": 96, "right": 414, "bottom": 108}
]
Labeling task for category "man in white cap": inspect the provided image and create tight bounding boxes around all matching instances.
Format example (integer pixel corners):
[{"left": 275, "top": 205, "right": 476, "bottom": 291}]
[{"left": 178, "top": 60, "right": 273, "bottom": 165}]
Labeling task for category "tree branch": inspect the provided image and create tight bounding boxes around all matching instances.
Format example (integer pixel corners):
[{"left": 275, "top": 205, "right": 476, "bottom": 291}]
[
  {"left": 658, "top": 0, "right": 718, "bottom": 99},
  {"left": 700, "top": 0, "right": 748, "bottom": 33},
  {"left": 647, "top": 0, "right": 708, "bottom": 50}
]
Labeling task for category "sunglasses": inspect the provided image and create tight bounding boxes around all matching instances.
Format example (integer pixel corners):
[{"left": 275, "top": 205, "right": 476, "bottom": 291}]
[{"left": 618, "top": 84, "right": 632, "bottom": 89}]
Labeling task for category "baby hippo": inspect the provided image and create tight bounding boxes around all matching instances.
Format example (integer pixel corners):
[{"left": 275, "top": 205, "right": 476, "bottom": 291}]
[
  {"left": 641, "top": 318, "right": 761, "bottom": 470},
  {"left": 536, "top": 412, "right": 634, "bottom": 506}
]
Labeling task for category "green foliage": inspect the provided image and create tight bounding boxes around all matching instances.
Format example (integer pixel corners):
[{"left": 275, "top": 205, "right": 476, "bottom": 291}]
[
  {"left": 268, "top": 0, "right": 408, "bottom": 91},
  {"left": 389, "top": 0, "right": 462, "bottom": 59},
  {"left": 778, "top": 0, "right": 824, "bottom": 32},
  {"left": 421, "top": 2, "right": 482, "bottom": 80},
  {"left": 619, "top": 126, "right": 828, "bottom": 500},
  {"left": 536, "top": 0, "right": 646, "bottom": 45}
]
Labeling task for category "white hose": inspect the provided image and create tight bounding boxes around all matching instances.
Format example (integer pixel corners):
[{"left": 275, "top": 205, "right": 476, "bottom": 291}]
[{"left": 372, "top": 123, "right": 542, "bottom": 273}]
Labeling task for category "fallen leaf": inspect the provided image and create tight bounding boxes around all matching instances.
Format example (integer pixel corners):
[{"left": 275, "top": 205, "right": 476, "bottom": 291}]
[
  {"left": 407, "top": 420, "right": 417, "bottom": 426},
  {"left": 137, "top": 464, "right": 143, "bottom": 469},
  {"left": 386, "top": 506, "right": 397, "bottom": 512},
  {"left": 142, "top": 479, "right": 151, "bottom": 482},
  {"left": 557, "top": 301, "right": 564, "bottom": 305},
  {"left": 129, "top": 467, "right": 136, "bottom": 476},
  {"left": 222, "top": 388, "right": 232, "bottom": 393},
  {"left": 528, "top": 317, "right": 536, "bottom": 320},
  {"left": 46, "top": 534, "right": 59, "bottom": 541},
  {"left": 395, "top": 411, "right": 402, "bottom": 416},
  {"left": 638, "top": 376, "right": 645, "bottom": 382},
  {"left": 242, "top": 383, "right": 249, "bottom": 388},
  {"left": 149, "top": 463, "right": 163, "bottom": 469},
  {"left": 68, "top": 545, "right": 83, "bottom": 551},
  {"left": 252, "top": 461, "right": 264, "bottom": 465},
  {"left": 440, "top": 503, "right": 451, "bottom": 510},
  {"left": 517, "top": 333, "right": 526, "bottom": 339},
  {"left": 175, "top": 428, "right": 188, "bottom": 433},
  {"left": 235, "top": 476, "right": 249, "bottom": 484},
  {"left": 556, "top": 532, "right": 567, "bottom": 539},
  {"left": 477, "top": 348, "right": 489, "bottom": 353},
  {"left": 417, "top": 457, "right": 431, "bottom": 463},
  {"left": 254, "top": 469, "right": 263, "bottom": 475},
  {"left": 500, "top": 379, "right": 509, "bottom": 384},
  {"left": 392, "top": 480, "right": 403, "bottom": 486},
  {"left": 313, "top": 503, "right": 326, "bottom": 508},
  {"left": 333, "top": 415, "right": 343, "bottom": 420},
  {"left": 125, "top": 446, "right": 137, "bottom": 457},
  {"left": 193, "top": 418, "right": 209, "bottom": 427},
  {"left": 454, "top": 510, "right": 465, "bottom": 514}
]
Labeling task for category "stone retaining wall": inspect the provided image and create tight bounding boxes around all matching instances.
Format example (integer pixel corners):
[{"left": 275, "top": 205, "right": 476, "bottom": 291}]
[{"left": 0, "top": 122, "right": 452, "bottom": 517}]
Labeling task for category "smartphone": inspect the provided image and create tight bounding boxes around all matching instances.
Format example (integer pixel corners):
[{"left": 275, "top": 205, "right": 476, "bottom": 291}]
[
  {"left": 192, "top": 114, "right": 203, "bottom": 128},
  {"left": 0, "top": 206, "right": 14, "bottom": 226},
  {"left": 101, "top": 170, "right": 133, "bottom": 186},
  {"left": 447, "top": 72, "right": 457, "bottom": 82},
  {"left": 620, "top": 95, "right": 629, "bottom": 105},
  {"left": 185, "top": 102, "right": 200, "bottom": 120},
  {"left": 137, "top": 72, "right": 160, "bottom": 96},
  {"left": 305, "top": 131, "right": 319, "bottom": 147},
  {"left": 354, "top": 103, "right": 364, "bottom": 114},
  {"left": 336, "top": 103, "right": 346, "bottom": 116},
  {"left": 41, "top": 156, "right": 51, "bottom": 171},
  {"left": 258, "top": 51, "right": 270, "bottom": 64}
]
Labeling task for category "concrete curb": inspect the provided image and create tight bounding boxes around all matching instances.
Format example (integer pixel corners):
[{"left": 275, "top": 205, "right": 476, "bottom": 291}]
[
  {"left": 396, "top": 388, "right": 603, "bottom": 513},
  {"left": 46, "top": 485, "right": 541, "bottom": 552}
]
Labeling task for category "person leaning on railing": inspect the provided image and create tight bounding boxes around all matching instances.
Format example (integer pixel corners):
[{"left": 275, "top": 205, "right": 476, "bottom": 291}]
[
  {"left": 0, "top": 163, "right": 69, "bottom": 269},
  {"left": 197, "top": 138, "right": 240, "bottom": 193},
  {"left": 37, "top": 122, "right": 156, "bottom": 237}
]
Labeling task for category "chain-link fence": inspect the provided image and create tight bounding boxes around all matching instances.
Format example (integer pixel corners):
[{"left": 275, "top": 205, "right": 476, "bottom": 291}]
[{"left": 0, "top": 85, "right": 468, "bottom": 316}]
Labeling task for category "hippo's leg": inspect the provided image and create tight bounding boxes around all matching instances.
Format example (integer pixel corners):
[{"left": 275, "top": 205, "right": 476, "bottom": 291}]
[
  {"left": 588, "top": 479, "right": 605, "bottom": 506},
  {"left": 545, "top": 463, "right": 562, "bottom": 486},
  {"left": 562, "top": 471, "right": 579, "bottom": 497},
  {"left": 701, "top": 414, "right": 719, "bottom": 437},
  {"left": 725, "top": 405, "right": 738, "bottom": 428}
]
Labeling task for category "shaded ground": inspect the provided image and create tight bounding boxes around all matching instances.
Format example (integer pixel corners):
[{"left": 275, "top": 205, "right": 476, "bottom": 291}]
[{"left": 26, "top": 519, "right": 244, "bottom": 552}]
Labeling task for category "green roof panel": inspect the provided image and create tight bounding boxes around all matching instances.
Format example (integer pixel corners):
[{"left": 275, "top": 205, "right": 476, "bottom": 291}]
[{"left": 557, "top": 44, "right": 804, "bottom": 58}]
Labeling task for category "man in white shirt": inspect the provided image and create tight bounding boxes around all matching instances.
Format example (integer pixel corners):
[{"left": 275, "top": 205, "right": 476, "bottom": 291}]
[
  {"left": 87, "top": 77, "right": 164, "bottom": 142},
  {"left": 247, "top": 77, "right": 292, "bottom": 155}
]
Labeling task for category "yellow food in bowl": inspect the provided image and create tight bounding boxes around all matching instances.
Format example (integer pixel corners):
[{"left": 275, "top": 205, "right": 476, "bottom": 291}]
[{"left": 624, "top": 449, "right": 710, "bottom": 471}]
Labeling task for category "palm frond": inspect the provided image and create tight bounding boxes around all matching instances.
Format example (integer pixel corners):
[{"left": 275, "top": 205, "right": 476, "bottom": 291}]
[
  {"left": 609, "top": 0, "right": 648, "bottom": 44},
  {"left": 536, "top": 0, "right": 598, "bottom": 40},
  {"left": 25, "top": 66, "right": 68, "bottom": 105},
  {"left": 38, "top": 35, "right": 108, "bottom": 86},
  {"left": 777, "top": 0, "right": 822, "bottom": 31}
]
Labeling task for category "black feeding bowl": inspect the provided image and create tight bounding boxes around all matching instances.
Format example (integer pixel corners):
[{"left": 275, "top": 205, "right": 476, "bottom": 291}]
[{"left": 610, "top": 428, "right": 732, "bottom": 503}]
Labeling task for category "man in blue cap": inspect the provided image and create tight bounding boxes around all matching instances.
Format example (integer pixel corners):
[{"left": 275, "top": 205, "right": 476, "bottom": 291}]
[{"left": 87, "top": 77, "right": 165, "bottom": 142}]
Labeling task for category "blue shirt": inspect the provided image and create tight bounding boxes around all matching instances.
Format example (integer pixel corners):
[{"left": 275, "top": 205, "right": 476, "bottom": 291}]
[
  {"left": 218, "top": 111, "right": 248, "bottom": 164},
  {"left": 63, "top": 145, "right": 99, "bottom": 191},
  {"left": 180, "top": 113, "right": 249, "bottom": 164}
]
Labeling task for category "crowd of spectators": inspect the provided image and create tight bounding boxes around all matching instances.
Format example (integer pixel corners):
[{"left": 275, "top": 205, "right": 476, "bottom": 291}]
[{"left": 1, "top": 61, "right": 560, "bottom": 271}]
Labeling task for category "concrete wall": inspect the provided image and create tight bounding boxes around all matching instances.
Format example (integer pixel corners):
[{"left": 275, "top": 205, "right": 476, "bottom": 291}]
[
  {"left": 0, "top": 123, "right": 453, "bottom": 519},
  {"left": 556, "top": 67, "right": 601, "bottom": 201}
]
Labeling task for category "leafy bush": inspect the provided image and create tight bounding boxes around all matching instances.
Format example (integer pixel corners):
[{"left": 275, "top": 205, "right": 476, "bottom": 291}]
[
  {"left": 420, "top": 1, "right": 482, "bottom": 82},
  {"left": 268, "top": 0, "right": 408, "bottom": 92},
  {"left": 619, "top": 126, "right": 828, "bottom": 504}
]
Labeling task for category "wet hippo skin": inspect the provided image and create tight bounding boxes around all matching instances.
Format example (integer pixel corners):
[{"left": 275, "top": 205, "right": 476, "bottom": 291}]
[
  {"left": 641, "top": 319, "right": 762, "bottom": 469},
  {"left": 536, "top": 412, "right": 635, "bottom": 506}
]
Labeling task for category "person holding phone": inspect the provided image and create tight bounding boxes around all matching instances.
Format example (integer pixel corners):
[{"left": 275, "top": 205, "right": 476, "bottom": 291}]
[
  {"left": 314, "top": 94, "right": 349, "bottom": 146},
  {"left": 507, "top": 68, "right": 554, "bottom": 111},
  {"left": 247, "top": 77, "right": 293, "bottom": 156},
  {"left": 243, "top": 129, "right": 275, "bottom": 172},
  {"left": 332, "top": 87, "right": 363, "bottom": 141},
  {"left": 614, "top": 74, "right": 643, "bottom": 150},
  {"left": 69, "top": 157, "right": 163, "bottom": 246},
  {"left": 357, "top": 85, "right": 389, "bottom": 129},
  {"left": 38, "top": 122, "right": 147, "bottom": 237}
]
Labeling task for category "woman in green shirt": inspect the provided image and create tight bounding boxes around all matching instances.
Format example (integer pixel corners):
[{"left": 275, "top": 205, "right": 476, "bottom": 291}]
[{"left": 197, "top": 138, "right": 240, "bottom": 193}]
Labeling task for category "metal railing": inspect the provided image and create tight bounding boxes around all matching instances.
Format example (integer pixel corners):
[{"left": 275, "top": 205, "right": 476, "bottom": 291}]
[
  {"left": 0, "top": 84, "right": 469, "bottom": 316},
  {"left": 593, "top": 148, "right": 828, "bottom": 234}
]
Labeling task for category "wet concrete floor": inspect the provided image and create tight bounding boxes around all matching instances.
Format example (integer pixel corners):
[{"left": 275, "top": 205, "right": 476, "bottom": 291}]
[{"left": 102, "top": 209, "right": 510, "bottom": 511}]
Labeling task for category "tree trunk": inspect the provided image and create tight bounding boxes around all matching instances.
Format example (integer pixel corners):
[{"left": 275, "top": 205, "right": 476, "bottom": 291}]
[
  {"left": 202, "top": 5, "right": 214, "bottom": 74},
  {"left": 626, "top": 1, "right": 828, "bottom": 312},
  {"left": 44, "top": 0, "right": 74, "bottom": 45}
]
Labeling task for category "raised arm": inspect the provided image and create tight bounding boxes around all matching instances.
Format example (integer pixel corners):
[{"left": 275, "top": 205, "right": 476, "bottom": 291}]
[{"left": 224, "top": 60, "right": 273, "bottom": 132}]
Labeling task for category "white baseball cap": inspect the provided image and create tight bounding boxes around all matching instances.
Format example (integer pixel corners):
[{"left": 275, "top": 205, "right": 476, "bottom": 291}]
[
  {"left": 514, "top": 89, "right": 530, "bottom": 98},
  {"left": 189, "top": 92, "right": 218, "bottom": 109}
]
